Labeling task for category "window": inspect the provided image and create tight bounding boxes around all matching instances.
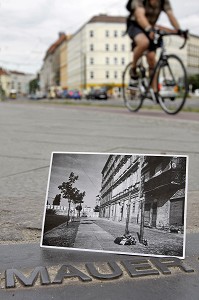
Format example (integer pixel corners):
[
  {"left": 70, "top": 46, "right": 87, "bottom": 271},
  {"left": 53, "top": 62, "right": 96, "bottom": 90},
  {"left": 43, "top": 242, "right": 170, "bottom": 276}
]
[
  {"left": 90, "top": 44, "right": 94, "bottom": 51},
  {"left": 114, "top": 57, "right": 118, "bottom": 65},
  {"left": 105, "top": 44, "right": 109, "bottom": 51},
  {"left": 114, "top": 44, "right": 118, "bottom": 51},
  {"left": 106, "top": 71, "right": 109, "bottom": 79},
  {"left": 90, "top": 30, "right": 94, "bottom": 37},
  {"left": 121, "top": 44, "right": 125, "bottom": 51},
  {"left": 90, "top": 71, "right": 94, "bottom": 79},
  {"left": 90, "top": 57, "right": 94, "bottom": 65},
  {"left": 114, "top": 71, "right": 118, "bottom": 79},
  {"left": 132, "top": 202, "right": 135, "bottom": 213},
  {"left": 105, "top": 57, "right": 109, "bottom": 65},
  {"left": 114, "top": 30, "right": 118, "bottom": 37},
  {"left": 105, "top": 30, "right": 109, "bottom": 37},
  {"left": 121, "top": 58, "right": 125, "bottom": 65}
]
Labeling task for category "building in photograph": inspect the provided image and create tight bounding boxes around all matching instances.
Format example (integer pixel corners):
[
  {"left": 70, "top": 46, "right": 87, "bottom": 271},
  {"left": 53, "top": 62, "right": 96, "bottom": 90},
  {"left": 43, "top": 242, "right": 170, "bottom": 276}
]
[
  {"left": 142, "top": 156, "right": 186, "bottom": 230},
  {"left": 67, "top": 15, "right": 132, "bottom": 96},
  {"left": 99, "top": 155, "right": 186, "bottom": 232},
  {"left": 99, "top": 155, "right": 141, "bottom": 224}
]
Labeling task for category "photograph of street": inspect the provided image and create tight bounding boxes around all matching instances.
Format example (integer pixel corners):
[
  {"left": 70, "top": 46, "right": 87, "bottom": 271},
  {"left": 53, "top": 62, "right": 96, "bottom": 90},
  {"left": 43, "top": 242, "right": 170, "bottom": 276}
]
[{"left": 41, "top": 152, "right": 187, "bottom": 258}]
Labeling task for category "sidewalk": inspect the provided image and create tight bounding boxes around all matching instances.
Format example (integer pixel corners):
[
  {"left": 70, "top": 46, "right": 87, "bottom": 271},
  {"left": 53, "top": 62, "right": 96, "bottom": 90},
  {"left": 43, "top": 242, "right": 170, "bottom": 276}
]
[
  {"left": 74, "top": 218, "right": 132, "bottom": 253},
  {"left": 73, "top": 217, "right": 183, "bottom": 257}
]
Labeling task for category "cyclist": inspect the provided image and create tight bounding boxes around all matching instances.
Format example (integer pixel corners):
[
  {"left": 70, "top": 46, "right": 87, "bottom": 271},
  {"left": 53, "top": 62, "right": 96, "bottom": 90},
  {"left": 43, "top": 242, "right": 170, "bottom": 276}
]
[{"left": 127, "top": 0, "right": 181, "bottom": 97}]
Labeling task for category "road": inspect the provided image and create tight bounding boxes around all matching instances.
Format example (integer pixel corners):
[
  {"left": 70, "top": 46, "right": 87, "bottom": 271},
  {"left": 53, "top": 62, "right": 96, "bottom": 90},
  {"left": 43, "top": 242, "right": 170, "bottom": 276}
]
[{"left": 0, "top": 98, "right": 198, "bottom": 244}]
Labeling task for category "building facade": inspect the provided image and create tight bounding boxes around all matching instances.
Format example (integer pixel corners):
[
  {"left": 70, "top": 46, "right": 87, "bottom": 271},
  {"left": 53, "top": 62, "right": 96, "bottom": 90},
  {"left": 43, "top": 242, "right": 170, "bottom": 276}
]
[
  {"left": 67, "top": 15, "right": 132, "bottom": 95},
  {"left": 100, "top": 155, "right": 141, "bottom": 224},
  {"left": 40, "top": 33, "right": 68, "bottom": 94},
  {"left": 99, "top": 155, "right": 186, "bottom": 231},
  {"left": 142, "top": 156, "right": 186, "bottom": 230},
  {"left": 0, "top": 68, "right": 35, "bottom": 97}
]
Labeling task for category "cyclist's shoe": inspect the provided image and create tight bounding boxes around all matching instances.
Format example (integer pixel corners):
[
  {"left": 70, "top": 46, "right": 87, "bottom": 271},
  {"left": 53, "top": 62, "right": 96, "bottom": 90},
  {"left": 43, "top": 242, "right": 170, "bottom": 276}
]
[
  {"left": 154, "top": 92, "right": 160, "bottom": 104},
  {"left": 130, "top": 68, "right": 139, "bottom": 80}
]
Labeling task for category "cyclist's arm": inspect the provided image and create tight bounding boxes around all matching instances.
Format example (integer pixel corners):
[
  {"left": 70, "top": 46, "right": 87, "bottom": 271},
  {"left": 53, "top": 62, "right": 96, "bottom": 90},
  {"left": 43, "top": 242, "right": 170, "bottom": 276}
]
[
  {"left": 166, "top": 9, "right": 181, "bottom": 30},
  {"left": 134, "top": 7, "right": 152, "bottom": 31}
]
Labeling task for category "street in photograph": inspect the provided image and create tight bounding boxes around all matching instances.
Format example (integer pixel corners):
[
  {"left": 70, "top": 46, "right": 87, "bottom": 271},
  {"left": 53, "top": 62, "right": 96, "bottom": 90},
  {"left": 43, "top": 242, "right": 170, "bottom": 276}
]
[{"left": 41, "top": 152, "right": 187, "bottom": 258}]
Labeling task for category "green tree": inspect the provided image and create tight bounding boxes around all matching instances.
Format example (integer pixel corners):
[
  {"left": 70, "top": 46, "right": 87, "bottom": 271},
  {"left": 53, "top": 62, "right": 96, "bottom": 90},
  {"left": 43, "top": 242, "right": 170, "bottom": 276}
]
[
  {"left": 188, "top": 74, "right": 199, "bottom": 91},
  {"left": 29, "top": 78, "right": 39, "bottom": 94}
]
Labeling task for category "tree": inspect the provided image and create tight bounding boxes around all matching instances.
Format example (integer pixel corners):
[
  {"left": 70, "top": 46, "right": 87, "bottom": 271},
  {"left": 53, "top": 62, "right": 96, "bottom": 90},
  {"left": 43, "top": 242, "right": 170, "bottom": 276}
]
[
  {"left": 53, "top": 194, "right": 61, "bottom": 206},
  {"left": 29, "top": 78, "right": 39, "bottom": 94},
  {"left": 188, "top": 74, "right": 199, "bottom": 91},
  {"left": 58, "top": 172, "right": 85, "bottom": 224}
]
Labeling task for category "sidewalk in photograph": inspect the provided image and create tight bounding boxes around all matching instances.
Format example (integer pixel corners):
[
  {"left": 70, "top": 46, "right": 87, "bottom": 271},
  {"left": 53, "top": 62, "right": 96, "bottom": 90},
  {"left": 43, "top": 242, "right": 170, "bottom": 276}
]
[{"left": 74, "top": 217, "right": 183, "bottom": 256}]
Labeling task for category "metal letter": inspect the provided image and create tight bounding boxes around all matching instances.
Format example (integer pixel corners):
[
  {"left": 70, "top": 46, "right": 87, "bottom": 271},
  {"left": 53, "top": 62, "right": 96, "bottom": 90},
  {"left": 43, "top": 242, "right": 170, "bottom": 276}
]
[
  {"left": 5, "top": 267, "right": 51, "bottom": 288},
  {"left": 122, "top": 258, "right": 159, "bottom": 277},
  {"left": 151, "top": 257, "right": 194, "bottom": 274},
  {"left": 86, "top": 261, "right": 123, "bottom": 280},
  {"left": 53, "top": 265, "right": 92, "bottom": 283}
]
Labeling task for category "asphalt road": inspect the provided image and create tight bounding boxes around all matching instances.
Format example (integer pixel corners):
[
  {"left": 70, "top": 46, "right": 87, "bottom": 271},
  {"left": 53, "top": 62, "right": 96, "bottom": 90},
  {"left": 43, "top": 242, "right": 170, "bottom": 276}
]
[{"left": 0, "top": 98, "right": 198, "bottom": 244}]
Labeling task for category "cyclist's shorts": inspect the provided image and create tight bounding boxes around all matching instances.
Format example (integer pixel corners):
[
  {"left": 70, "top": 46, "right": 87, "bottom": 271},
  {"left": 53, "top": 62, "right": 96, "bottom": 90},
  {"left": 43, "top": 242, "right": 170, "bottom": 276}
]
[{"left": 127, "top": 21, "right": 161, "bottom": 52}]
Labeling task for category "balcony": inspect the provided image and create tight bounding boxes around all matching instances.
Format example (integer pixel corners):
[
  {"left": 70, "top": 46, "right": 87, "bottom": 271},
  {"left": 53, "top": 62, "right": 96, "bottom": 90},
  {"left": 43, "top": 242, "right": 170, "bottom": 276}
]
[{"left": 144, "top": 169, "right": 184, "bottom": 194}]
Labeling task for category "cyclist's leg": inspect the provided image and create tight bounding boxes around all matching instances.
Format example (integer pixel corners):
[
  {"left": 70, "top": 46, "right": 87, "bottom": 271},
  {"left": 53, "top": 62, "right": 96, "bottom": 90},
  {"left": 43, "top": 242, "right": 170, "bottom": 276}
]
[
  {"left": 127, "top": 22, "right": 149, "bottom": 75},
  {"left": 133, "top": 34, "right": 150, "bottom": 70},
  {"left": 146, "top": 50, "right": 157, "bottom": 92}
]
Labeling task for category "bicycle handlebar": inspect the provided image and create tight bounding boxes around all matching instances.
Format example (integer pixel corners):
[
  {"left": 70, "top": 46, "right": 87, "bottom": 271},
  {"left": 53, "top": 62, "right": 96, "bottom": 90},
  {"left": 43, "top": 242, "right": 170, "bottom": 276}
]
[{"left": 153, "top": 29, "right": 189, "bottom": 50}]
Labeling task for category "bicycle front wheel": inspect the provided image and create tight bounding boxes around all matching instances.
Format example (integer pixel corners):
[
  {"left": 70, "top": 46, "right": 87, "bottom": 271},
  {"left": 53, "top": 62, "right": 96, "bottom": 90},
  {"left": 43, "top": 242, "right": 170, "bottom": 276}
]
[
  {"left": 122, "top": 63, "right": 143, "bottom": 112},
  {"left": 157, "top": 54, "right": 188, "bottom": 114}
]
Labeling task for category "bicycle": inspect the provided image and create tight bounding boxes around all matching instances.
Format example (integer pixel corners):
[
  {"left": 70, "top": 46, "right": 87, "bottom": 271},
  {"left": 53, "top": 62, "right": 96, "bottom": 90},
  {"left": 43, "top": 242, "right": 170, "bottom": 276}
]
[{"left": 122, "top": 29, "right": 189, "bottom": 114}]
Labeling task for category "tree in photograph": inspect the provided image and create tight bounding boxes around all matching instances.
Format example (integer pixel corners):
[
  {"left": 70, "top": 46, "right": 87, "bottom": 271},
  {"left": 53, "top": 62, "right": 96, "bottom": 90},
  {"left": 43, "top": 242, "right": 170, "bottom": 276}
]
[
  {"left": 94, "top": 205, "right": 100, "bottom": 212},
  {"left": 58, "top": 172, "right": 85, "bottom": 224},
  {"left": 74, "top": 190, "right": 86, "bottom": 217},
  {"left": 53, "top": 194, "right": 61, "bottom": 206}
]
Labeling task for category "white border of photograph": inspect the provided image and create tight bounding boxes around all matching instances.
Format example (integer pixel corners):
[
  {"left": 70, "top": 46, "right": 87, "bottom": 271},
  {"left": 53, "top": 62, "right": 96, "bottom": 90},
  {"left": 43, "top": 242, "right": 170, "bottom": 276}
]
[{"left": 40, "top": 152, "right": 189, "bottom": 259}]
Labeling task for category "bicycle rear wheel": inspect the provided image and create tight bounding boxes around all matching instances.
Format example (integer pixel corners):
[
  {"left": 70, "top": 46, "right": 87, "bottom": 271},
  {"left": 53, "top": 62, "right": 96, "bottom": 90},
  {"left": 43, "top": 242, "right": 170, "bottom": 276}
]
[
  {"left": 122, "top": 63, "right": 143, "bottom": 112},
  {"left": 157, "top": 54, "right": 188, "bottom": 114}
]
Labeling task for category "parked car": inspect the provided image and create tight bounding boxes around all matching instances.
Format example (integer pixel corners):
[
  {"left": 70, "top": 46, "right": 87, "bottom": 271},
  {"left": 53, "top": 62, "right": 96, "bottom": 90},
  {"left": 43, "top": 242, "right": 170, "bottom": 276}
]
[
  {"left": 86, "top": 88, "right": 108, "bottom": 100},
  {"left": 10, "top": 89, "right": 17, "bottom": 99},
  {"left": 158, "top": 78, "right": 177, "bottom": 100},
  {"left": 67, "top": 90, "right": 82, "bottom": 100}
]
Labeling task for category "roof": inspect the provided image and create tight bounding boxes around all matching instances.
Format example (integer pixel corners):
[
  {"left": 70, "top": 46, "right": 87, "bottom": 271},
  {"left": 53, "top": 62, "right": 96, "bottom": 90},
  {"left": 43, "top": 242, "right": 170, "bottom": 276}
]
[
  {"left": 44, "top": 33, "right": 68, "bottom": 61},
  {"left": 88, "top": 15, "right": 126, "bottom": 24},
  {"left": 0, "top": 68, "right": 9, "bottom": 76},
  {"left": 10, "top": 70, "right": 26, "bottom": 75}
]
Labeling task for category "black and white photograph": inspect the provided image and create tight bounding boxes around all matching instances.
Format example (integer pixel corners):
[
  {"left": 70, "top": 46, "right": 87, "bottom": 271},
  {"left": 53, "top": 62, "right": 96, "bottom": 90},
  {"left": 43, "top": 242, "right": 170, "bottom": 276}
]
[{"left": 41, "top": 152, "right": 188, "bottom": 258}]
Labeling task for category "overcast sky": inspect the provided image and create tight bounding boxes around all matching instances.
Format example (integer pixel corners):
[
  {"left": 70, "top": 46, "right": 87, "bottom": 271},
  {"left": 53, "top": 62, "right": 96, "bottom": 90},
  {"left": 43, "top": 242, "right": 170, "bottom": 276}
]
[
  {"left": 0, "top": 0, "right": 199, "bottom": 74},
  {"left": 47, "top": 153, "right": 109, "bottom": 208}
]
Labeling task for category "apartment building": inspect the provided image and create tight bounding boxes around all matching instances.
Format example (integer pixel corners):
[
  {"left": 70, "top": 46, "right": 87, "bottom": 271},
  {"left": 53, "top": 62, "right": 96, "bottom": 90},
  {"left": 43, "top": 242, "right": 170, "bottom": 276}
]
[
  {"left": 187, "top": 34, "right": 199, "bottom": 75},
  {"left": 67, "top": 15, "right": 132, "bottom": 94},
  {"left": 40, "top": 33, "right": 68, "bottom": 93},
  {"left": 99, "top": 155, "right": 186, "bottom": 231},
  {"left": 0, "top": 68, "right": 34, "bottom": 97},
  {"left": 99, "top": 155, "right": 141, "bottom": 223},
  {"left": 142, "top": 156, "right": 186, "bottom": 230}
]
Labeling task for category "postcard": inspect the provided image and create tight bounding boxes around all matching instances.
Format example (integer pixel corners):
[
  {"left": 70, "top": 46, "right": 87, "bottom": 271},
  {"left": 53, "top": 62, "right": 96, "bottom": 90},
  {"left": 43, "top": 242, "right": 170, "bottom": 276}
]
[{"left": 41, "top": 152, "right": 188, "bottom": 258}]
